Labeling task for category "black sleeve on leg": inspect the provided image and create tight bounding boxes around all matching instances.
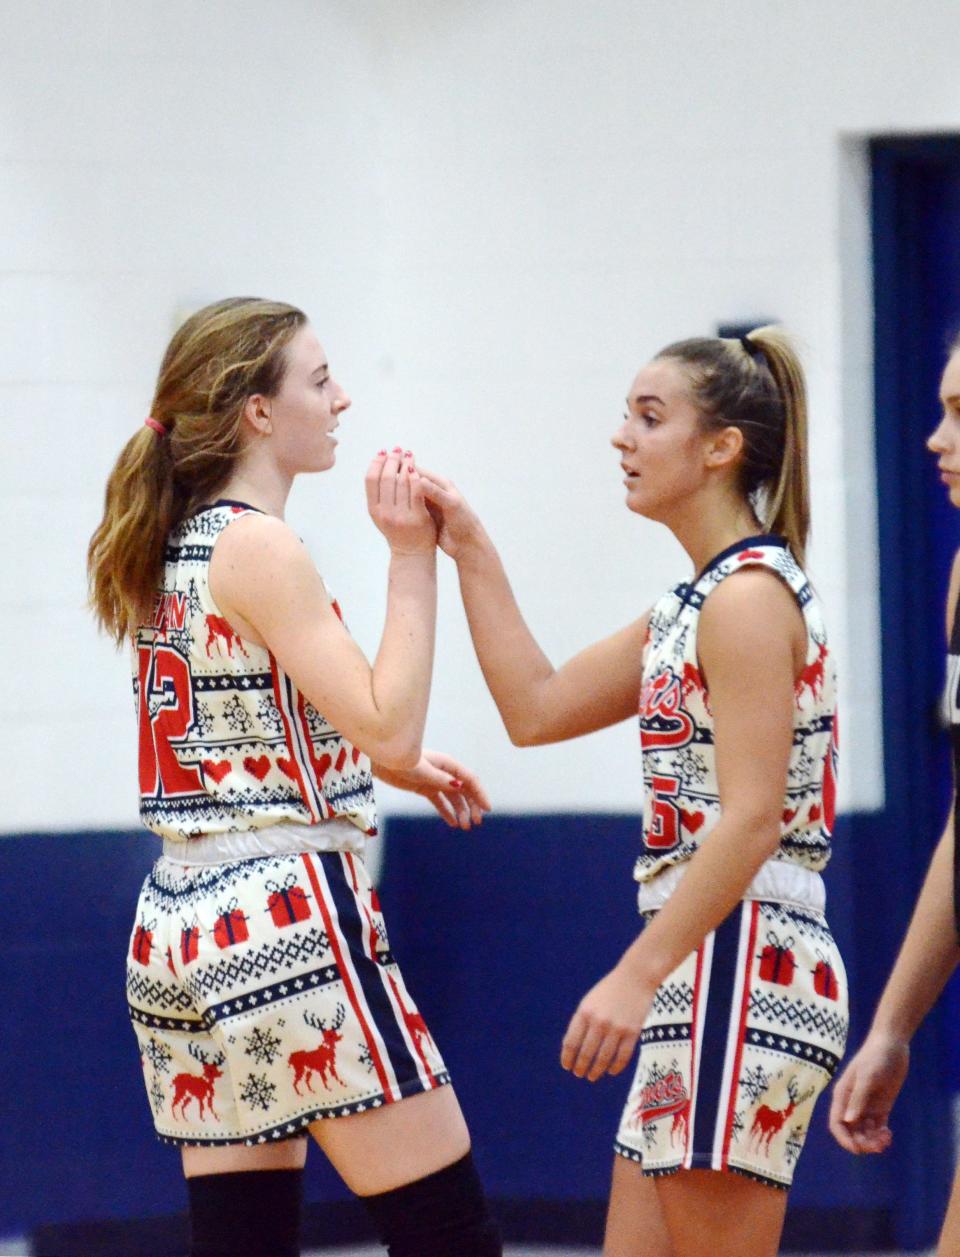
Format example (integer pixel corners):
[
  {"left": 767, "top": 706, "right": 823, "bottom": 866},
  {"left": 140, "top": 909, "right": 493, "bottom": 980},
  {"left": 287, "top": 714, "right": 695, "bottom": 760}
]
[
  {"left": 360, "top": 1150, "right": 502, "bottom": 1257},
  {"left": 187, "top": 1167, "right": 304, "bottom": 1257}
]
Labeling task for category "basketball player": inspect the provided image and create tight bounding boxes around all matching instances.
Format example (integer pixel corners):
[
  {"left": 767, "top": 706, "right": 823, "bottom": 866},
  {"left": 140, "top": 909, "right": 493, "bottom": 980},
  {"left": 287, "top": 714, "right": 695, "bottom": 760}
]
[
  {"left": 420, "top": 328, "right": 844, "bottom": 1257},
  {"left": 87, "top": 298, "right": 501, "bottom": 1257}
]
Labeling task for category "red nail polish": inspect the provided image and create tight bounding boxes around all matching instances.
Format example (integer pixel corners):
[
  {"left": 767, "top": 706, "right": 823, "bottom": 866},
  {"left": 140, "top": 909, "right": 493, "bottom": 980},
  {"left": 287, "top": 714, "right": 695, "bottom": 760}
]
[
  {"left": 449, "top": 778, "right": 462, "bottom": 788},
  {"left": 392, "top": 446, "right": 402, "bottom": 452},
  {"left": 377, "top": 448, "right": 387, "bottom": 455},
  {"left": 405, "top": 450, "right": 413, "bottom": 457}
]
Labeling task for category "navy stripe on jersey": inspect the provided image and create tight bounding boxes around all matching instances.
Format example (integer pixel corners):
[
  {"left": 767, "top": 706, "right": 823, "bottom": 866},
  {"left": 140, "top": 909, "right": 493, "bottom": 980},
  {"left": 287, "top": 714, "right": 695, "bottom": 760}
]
[{"left": 691, "top": 908, "right": 743, "bottom": 1156}]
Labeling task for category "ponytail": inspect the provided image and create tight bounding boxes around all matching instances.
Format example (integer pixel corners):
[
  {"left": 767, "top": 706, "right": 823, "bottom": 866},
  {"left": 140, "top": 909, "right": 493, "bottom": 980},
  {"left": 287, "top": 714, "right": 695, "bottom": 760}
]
[
  {"left": 655, "top": 325, "right": 810, "bottom": 566},
  {"left": 744, "top": 326, "right": 810, "bottom": 566},
  {"left": 87, "top": 297, "right": 306, "bottom": 645}
]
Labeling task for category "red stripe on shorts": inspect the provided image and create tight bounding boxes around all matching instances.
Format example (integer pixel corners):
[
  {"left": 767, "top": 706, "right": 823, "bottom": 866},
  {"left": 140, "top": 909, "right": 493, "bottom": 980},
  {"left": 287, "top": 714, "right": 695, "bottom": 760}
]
[
  {"left": 301, "top": 852, "right": 393, "bottom": 1099},
  {"left": 685, "top": 942, "right": 706, "bottom": 1165}
]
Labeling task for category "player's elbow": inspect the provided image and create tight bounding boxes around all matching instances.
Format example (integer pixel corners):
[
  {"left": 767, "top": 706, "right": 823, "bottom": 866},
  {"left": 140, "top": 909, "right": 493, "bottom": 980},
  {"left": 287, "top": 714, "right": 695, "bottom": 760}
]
[{"left": 372, "top": 735, "right": 422, "bottom": 771}]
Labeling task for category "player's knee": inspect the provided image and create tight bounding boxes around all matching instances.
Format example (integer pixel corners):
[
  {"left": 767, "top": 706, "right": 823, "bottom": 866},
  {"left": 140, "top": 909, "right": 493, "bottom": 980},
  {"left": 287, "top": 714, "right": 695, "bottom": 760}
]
[
  {"left": 187, "top": 1167, "right": 303, "bottom": 1257},
  {"left": 361, "top": 1150, "right": 502, "bottom": 1256}
]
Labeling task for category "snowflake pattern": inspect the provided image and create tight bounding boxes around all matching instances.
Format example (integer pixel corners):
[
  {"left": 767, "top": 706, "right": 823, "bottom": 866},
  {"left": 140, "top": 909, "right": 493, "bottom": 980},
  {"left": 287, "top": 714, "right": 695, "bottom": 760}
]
[
  {"left": 730, "top": 1106, "right": 746, "bottom": 1143},
  {"left": 739, "top": 1062, "right": 771, "bottom": 1105},
  {"left": 239, "top": 1072, "right": 278, "bottom": 1113},
  {"left": 193, "top": 701, "right": 215, "bottom": 738},
  {"left": 256, "top": 696, "right": 284, "bottom": 735},
  {"left": 788, "top": 746, "right": 816, "bottom": 783},
  {"left": 143, "top": 1038, "right": 173, "bottom": 1075},
  {"left": 672, "top": 746, "right": 708, "bottom": 787},
  {"left": 244, "top": 1025, "right": 283, "bottom": 1067},
  {"left": 149, "top": 1075, "right": 166, "bottom": 1115},
  {"left": 358, "top": 1042, "right": 376, "bottom": 1074},
  {"left": 783, "top": 1123, "right": 804, "bottom": 1167},
  {"left": 222, "top": 694, "right": 254, "bottom": 734}
]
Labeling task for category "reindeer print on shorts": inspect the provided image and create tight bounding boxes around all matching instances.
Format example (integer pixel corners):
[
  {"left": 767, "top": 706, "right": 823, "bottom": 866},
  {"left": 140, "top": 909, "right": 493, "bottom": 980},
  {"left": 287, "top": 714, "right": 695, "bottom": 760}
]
[{"left": 128, "top": 848, "right": 450, "bottom": 1147}]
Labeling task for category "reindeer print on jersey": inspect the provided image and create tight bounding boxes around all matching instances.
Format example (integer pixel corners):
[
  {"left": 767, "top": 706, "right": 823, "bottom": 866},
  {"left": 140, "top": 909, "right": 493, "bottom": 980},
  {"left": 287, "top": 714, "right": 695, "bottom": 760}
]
[
  {"left": 132, "top": 502, "right": 377, "bottom": 843},
  {"left": 634, "top": 537, "right": 838, "bottom": 887}
]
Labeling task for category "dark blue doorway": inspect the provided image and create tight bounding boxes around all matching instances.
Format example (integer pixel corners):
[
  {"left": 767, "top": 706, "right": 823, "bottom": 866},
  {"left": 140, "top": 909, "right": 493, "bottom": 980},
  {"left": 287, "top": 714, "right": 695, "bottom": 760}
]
[{"left": 871, "top": 134, "right": 960, "bottom": 1248}]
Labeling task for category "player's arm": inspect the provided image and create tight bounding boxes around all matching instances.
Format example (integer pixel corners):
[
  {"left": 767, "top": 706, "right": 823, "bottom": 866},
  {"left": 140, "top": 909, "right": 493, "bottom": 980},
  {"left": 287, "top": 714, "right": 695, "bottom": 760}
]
[
  {"left": 562, "top": 569, "right": 799, "bottom": 1080},
  {"left": 419, "top": 468, "right": 647, "bottom": 743},
  {"left": 211, "top": 456, "right": 437, "bottom": 770},
  {"left": 830, "top": 548, "right": 960, "bottom": 1153}
]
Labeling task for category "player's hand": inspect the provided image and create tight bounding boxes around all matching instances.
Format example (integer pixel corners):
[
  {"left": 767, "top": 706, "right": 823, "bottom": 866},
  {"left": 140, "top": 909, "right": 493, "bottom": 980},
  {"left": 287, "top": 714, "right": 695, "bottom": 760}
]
[
  {"left": 372, "top": 750, "right": 491, "bottom": 829},
  {"left": 828, "top": 1032, "right": 909, "bottom": 1154},
  {"left": 561, "top": 963, "right": 654, "bottom": 1082},
  {"left": 417, "top": 468, "right": 484, "bottom": 562},
  {"left": 365, "top": 449, "right": 437, "bottom": 556}
]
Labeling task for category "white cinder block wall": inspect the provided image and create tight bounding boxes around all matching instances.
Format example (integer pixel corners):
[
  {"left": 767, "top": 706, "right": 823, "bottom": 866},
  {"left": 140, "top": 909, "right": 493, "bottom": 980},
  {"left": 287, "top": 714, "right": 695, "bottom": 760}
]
[{"left": 3, "top": 0, "right": 959, "bottom": 832}]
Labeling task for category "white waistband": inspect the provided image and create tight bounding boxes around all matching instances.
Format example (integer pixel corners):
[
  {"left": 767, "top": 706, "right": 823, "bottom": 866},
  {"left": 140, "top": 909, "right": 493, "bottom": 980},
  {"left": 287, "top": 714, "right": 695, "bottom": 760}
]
[
  {"left": 636, "top": 856, "right": 825, "bottom": 914},
  {"left": 161, "top": 819, "right": 366, "bottom": 866}
]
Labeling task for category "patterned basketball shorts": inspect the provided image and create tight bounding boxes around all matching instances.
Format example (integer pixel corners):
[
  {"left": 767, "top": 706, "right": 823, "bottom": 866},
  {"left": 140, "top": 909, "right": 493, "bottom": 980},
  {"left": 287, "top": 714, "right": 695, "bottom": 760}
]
[
  {"left": 615, "top": 899, "right": 848, "bottom": 1189},
  {"left": 126, "top": 848, "right": 449, "bottom": 1145}
]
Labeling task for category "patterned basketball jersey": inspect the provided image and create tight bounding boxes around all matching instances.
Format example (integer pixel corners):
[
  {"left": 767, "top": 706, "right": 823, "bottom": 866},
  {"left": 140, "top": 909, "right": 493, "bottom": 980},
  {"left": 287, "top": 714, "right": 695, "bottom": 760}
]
[
  {"left": 948, "top": 593, "right": 960, "bottom": 940},
  {"left": 634, "top": 535, "right": 838, "bottom": 885},
  {"left": 132, "top": 501, "right": 377, "bottom": 843}
]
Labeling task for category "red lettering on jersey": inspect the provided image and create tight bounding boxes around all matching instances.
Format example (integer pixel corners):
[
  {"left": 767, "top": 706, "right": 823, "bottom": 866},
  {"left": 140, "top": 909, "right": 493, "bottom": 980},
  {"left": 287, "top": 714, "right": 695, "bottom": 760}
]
[{"left": 640, "top": 670, "right": 695, "bottom": 749}]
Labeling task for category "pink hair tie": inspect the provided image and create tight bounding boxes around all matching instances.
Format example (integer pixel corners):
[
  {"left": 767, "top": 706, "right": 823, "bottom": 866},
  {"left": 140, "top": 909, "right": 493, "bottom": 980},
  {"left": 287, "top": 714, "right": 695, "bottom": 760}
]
[{"left": 144, "top": 416, "right": 166, "bottom": 436}]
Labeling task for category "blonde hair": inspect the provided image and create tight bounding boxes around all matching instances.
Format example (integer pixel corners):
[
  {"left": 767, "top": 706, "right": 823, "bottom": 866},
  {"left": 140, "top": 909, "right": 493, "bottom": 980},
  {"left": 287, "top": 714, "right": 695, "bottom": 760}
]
[
  {"left": 655, "top": 325, "right": 810, "bottom": 565},
  {"left": 88, "top": 297, "right": 306, "bottom": 644}
]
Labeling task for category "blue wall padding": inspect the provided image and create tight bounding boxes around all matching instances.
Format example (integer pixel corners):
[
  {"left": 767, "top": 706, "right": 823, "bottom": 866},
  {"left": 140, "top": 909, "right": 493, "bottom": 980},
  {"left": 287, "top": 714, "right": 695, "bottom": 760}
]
[{"left": 0, "top": 813, "right": 937, "bottom": 1240}]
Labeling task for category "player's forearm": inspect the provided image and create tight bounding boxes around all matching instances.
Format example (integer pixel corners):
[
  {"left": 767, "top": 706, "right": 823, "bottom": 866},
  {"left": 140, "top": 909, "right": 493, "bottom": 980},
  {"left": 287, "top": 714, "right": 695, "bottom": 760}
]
[
  {"left": 617, "top": 810, "right": 781, "bottom": 990},
  {"left": 455, "top": 531, "right": 555, "bottom": 744},
  {"left": 870, "top": 820, "right": 960, "bottom": 1043},
  {"left": 369, "top": 551, "right": 438, "bottom": 767}
]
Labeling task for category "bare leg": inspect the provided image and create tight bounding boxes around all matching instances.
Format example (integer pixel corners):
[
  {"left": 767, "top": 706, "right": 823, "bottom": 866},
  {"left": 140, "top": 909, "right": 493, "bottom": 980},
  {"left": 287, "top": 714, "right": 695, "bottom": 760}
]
[
  {"left": 603, "top": 1155, "right": 673, "bottom": 1257},
  {"left": 937, "top": 1162, "right": 960, "bottom": 1256},
  {"left": 310, "top": 1084, "right": 471, "bottom": 1195},
  {"left": 655, "top": 1168, "right": 788, "bottom": 1257},
  {"left": 182, "top": 1137, "right": 308, "bottom": 1177}
]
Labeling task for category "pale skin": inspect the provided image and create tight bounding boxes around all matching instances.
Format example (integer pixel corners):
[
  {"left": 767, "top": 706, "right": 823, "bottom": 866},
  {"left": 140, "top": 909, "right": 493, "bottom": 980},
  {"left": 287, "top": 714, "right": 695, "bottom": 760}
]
[
  {"left": 829, "top": 348, "right": 960, "bottom": 1256},
  {"left": 180, "top": 323, "right": 487, "bottom": 1192},
  {"left": 419, "top": 352, "right": 809, "bottom": 1256}
]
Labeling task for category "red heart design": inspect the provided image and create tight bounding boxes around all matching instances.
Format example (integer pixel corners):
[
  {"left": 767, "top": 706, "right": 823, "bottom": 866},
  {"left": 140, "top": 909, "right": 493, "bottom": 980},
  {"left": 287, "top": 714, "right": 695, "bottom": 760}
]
[
  {"left": 277, "top": 757, "right": 298, "bottom": 781},
  {"left": 314, "top": 753, "right": 332, "bottom": 780},
  {"left": 335, "top": 747, "right": 347, "bottom": 773},
  {"left": 782, "top": 808, "right": 798, "bottom": 824},
  {"left": 202, "top": 759, "right": 231, "bottom": 784},
  {"left": 243, "top": 755, "right": 270, "bottom": 781},
  {"left": 680, "top": 809, "right": 705, "bottom": 833},
  {"left": 808, "top": 803, "right": 822, "bottom": 822}
]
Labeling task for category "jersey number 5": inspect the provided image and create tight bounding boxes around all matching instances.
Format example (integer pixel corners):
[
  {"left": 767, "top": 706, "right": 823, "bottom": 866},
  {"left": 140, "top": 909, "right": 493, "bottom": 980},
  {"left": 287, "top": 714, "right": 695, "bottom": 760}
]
[
  {"left": 137, "top": 644, "right": 204, "bottom": 797},
  {"left": 647, "top": 775, "right": 681, "bottom": 850}
]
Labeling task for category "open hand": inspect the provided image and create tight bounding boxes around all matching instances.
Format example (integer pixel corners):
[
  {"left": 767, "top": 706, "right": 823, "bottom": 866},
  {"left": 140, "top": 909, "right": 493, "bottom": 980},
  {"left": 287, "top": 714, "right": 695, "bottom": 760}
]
[
  {"left": 365, "top": 450, "right": 436, "bottom": 555},
  {"left": 561, "top": 963, "right": 655, "bottom": 1082},
  {"left": 828, "top": 1032, "right": 909, "bottom": 1155},
  {"left": 373, "top": 749, "right": 491, "bottom": 829}
]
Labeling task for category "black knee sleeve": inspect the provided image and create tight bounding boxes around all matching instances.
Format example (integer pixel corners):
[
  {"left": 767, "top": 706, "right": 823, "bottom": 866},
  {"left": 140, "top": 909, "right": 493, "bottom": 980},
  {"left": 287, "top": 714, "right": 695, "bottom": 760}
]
[
  {"left": 361, "top": 1150, "right": 502, "bottom": 1257},
  {"left": 187, "top": 1168, "right": 304, "bottom": 1257}
]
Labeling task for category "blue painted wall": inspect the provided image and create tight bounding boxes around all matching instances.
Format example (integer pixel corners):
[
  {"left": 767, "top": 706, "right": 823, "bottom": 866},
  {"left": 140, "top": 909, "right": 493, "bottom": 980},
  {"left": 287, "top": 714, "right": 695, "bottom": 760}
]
[{"left": 0, "top": 812, "right": 921, "bottom": 1242}]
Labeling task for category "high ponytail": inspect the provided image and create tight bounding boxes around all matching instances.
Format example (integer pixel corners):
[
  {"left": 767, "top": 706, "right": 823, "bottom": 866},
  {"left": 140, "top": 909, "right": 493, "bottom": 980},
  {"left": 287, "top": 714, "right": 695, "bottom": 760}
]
[
  {"left": 655, "top": 325, "right": 810, "bottom": 566},
  {"left": 744, "top": 325, "right": 809, "bottom": 566},
  {"left": 87, "top": 296, "right": 306, "bottom": 645}
]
